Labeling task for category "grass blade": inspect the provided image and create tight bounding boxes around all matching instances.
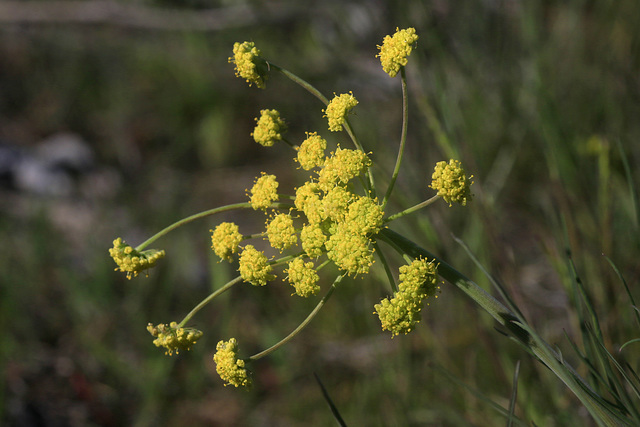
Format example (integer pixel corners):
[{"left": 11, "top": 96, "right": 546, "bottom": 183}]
[
  {"left": 603, "top": 255, "right": 640, "bottom": 329},
  {"left": 507, "top": 360, "right": 521, "bottom": 427},
  {"left": 314, "top": 372, "right": 348, "bottom": 427}
]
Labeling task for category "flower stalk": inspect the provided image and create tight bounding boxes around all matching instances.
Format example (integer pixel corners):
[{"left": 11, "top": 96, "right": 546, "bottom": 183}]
[{"left": 247, "top": 274, "right": 344, "bottom": 361}]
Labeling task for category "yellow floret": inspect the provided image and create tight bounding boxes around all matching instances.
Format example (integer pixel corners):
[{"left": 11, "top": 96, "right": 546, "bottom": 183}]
[
  {"left": 429, "top": 159, "right": 473, "bottom": 206},
  {"left": 345, "top": 196, "right": 384, "bottom": 236},
  {"left": 211, "top": 222, "right": 243, "bottom": 262},
  {"left": 238, "top": 245, "right": 275, "bottom": 286},
  {"left": 266, "top": 213, "right": 298, "bottom": 251},
  {"left": 229, "top": 41, "right": 267, "bottom": 89},
  {"left": 377, "top": 27, "right": 419, "bottom": 78},
  {"left": 109, "top": 237, "right": 165, "bottom": 280},
  {"left": 374, "top": 258, "right": 439, "bottom": 336},
  {"left": 285, "top": 257, "right": 320, "bottom": 297},
  {"left": 323, "top": 92, "right": 359, "bottom": 132},
  {"left": 317, "top": 147, "right": 371, "bottom": 192},
  {"left": 294, "top": 181, "right": 323, "bottom": 224},
  {"left": 213, "top": 338, "right": 252, "bottom": 388},
  {"left": 325, "top": 223, "right": 374, "bottom": 275},
  {"left": 251, "top": 109, "right": 287, "bottom": 147},
  {"left": 300, "top": 223, "right": 327, "bottom": 258},
  {"left": 296, "top": 132, "right": 327, "bottom": 170},
  {"left": 248, "top": 172, "right": 279, "bottom": 210},
  {"left": 147, "top": 322, "right": 203, "bottom": 356}
]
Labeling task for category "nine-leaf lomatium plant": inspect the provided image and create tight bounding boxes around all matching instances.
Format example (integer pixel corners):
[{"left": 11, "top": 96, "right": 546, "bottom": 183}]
[{"left": 110, "top": 28, "right": 638, "bottom": 426}]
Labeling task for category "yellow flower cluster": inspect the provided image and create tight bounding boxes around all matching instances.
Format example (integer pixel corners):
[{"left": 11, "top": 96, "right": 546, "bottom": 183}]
[
  {"left": 109, "top": 237, "right": 165, "bottom": 280},
  {"left": 238, "top": 244, "right": 275, "bottom": 286},
  {"left": 300, "top": 223, "right": 327, "bottom": 258},
  {"left": 213, "top": 338, "right": 252, "bottom": 388},
  {"left": 251, "top": 109, "right": 287, "bottom": 147},
  {"left": 296, "top": 132, "right": 327, "bottom": 170},
  {"left": 229, "top": 41, "right": 267, "bottom": 89},
  {"left": 289, "top": 146, "right": 382, "bottom": 276},
  {"left": 147, "top": 322, "right": 203, "bottom": 356},
  {"left": 266, "top": 213, "right": 298, "bottom": 251},
  {"left": 294, "top": 182, "right": 323, "bottom": 224},
  {"left": 211, "top": 222, "right": 243, "bottom": 262},
  {"left": 248, "top": 172, "right": 279, "bottom": 210},
  {"left": 377, "top": 27, "right": 419, "bottom": 78},
  {"left": 374, "top": 258, "right": 439, "bottom": 336},
  {"left": 325, "top": 226, "right": 375, "bottom": 275},
  {"left": 324, "top": 92, "right": 359, "bottom": 132},
  {"left": 285, "top": 257, "right": 320, "bottom": 297},
  {"left": 317, "top": 147, "right": 372, "bottom": 192},
  {"left": 429, "top": 159, "right": 473, "bottom": 206}
]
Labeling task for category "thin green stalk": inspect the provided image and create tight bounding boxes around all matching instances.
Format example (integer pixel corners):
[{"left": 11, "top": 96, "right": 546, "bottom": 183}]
[
  {"left": 343, "top": 118, "right": 376, "bottom": 198},
  {"left": 178, "top": 275, "right": 243, "bottom": 327},
  {"left": 373, "top": 241, "right": 397, "bottom": 293},
  {"left": 378, "top": 228, "right": 633, "bottom": 427},
  {"left": 178, "top": 251, "right": 303, "bottom": 329},
  {"left": 246, "top": 274, "right": 344, "bottom": 361},
  {"left": 135, "top": 202, "right": 292, "bottom": 251},
  {"left": 270, "top": 62, "right": 376, "bottom": 197},
  {"left": 384, "top": 194, "right": 440, "bottom": 223},
  {"left": 382, "top": 67, "right": 409, "bottom": 209},
  {"left": 270, "top": 62, "right": 329, "bottom": 105}
]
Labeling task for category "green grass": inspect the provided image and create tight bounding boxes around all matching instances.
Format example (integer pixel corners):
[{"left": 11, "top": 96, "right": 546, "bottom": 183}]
[{"left": 1, "top": 1, "right": 639, "bottom": 425}]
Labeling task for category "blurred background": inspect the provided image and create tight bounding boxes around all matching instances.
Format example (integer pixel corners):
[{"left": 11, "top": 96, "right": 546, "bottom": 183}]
[{"left": 1, "top": 0, "right": 639, "bottom": 425}]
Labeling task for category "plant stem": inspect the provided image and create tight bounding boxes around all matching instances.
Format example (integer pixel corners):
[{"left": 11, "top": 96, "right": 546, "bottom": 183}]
[
  {"left": 270, "top": 61, "right": 376, "bottom": 197},
  {"left": 343, "top": 118, "right": 377, "bottom": 198},
  {"left": 384, "top": 194, "right": 440, "bottom": 223},
  {"left": 270, "top": 62, "right": 329, "bottom": 105},
  {"left": 246, "top": 274, "right": 344, "bottom": 361},
  {"left": 135, "top": 202, "right": 292, "bottom": 251},
  {"left": 382, "top": 67, "right": 409, "bottom": 209},
  {"left": 373, "top": 241, "right": 397, "bottom": 293},
  {"left": 178, "top": 276, "right": 243, "bottom": 328}
]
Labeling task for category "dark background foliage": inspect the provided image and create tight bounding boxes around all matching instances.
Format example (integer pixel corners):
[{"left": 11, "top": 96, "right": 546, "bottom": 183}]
[{"left": 1, "top": 1, "right": 639, "bottom": 425}]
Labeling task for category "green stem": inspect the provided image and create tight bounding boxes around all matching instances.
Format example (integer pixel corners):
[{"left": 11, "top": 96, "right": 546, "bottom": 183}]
[
  {"left": 384, "top": 194, "right": 440, "bottom": 223},
  {"left": 377, "top": 228, "right": 632, "bottom": 427},
  {"left": 270, "top": 62, "right": 376, "bottom": 198},
  {"left": 382, "top": 67, "right": 409, "bottom": 209},
  {"left": 343, "top": 118, "right": 377, "bottom": 198},
  {"left": 373, "top": 241, "right": 397, "bottom": 293},
  {"left": 135, "top": 202, "right": 292, "bottom": 251},
  {"left": 270, "top": 63, "right": 329, "bottom": 105},
  {"left": 246, "top": 274, "right": 344, "bottom": 361},
  {"left": 178, "top": 276, "right": 243, "bottom": 327}
]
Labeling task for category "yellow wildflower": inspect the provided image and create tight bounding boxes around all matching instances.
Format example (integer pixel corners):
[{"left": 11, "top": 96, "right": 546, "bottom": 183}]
[
  {"left": 429, "top": 159, "right": 473, "bottom": 206},
  {"left": 147, "top": 322, "right": 203, "bottom": 355},
  {"left": 251, "top": 109, "right": 287, "bottom": 147},
  {"left": 238, "top": 245, "right": 275, "bottom": 286},
  {"left": 229, "top": 41, "right": 267, "bottom": 89},
  {"left": 324, "top": 92, "right": 358, "bottom": 132},
  {"left": 285, "top": 257, "right": 320, "bottom": 297},
  {"left": 248, "top": 172, "right": 279, "bottom": 210},
  {"left": 109, "top": 237, "right": 165, "bottom": 280},
  {"left": 213, "top": 338, "right": 252, "bottom": 388},
  {"left": 377, "top": 27, "right": 419, "bottom": 78},
  {"left": 211, "top": 222, "right": 243, "bottom": 262}
]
